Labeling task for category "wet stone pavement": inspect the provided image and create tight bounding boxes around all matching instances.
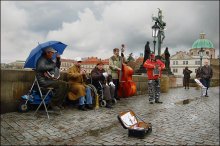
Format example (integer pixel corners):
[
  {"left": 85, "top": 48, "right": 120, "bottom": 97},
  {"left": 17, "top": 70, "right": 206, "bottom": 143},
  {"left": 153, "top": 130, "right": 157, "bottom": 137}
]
[{"left": 1, "top": 87, "right": 219, "bottom": 145}]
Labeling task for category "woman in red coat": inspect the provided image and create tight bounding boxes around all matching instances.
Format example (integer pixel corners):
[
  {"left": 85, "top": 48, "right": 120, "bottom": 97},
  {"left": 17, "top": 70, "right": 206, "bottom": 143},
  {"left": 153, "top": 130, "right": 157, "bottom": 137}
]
[{"left": 143, "top": 53, "right": 165, "bottom": 104}]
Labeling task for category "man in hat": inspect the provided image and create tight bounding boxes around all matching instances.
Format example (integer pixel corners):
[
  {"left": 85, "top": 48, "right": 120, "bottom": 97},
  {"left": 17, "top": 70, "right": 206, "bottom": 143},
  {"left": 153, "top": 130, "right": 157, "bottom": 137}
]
[
  {"left": 67, "top": 57, "right": 93, "bottom": 111},
  {"left": 91, "top": 61, "right": 115, "bottom": 108},
  {"left": 143, "top": 53, "right": 165, "bottom": 104},
  {"left": 36, "top": 47, "right": 70, "bottom": 110}
]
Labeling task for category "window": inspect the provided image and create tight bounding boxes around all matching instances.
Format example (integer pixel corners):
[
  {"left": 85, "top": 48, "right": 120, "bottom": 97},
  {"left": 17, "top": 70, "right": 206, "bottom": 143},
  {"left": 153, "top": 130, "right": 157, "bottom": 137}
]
[
  {"left": 195, "top": 61, "right": 200, "bottom": 65},
  {"left": 206, "top": 51, "right": 209, "bottom": 55},
  {"left": 173, "top": 61, "right": 178, "bottom": 65},
  {"left": 186, "top": 61, "right": 188, "bottom": 65},
  {"left": 173, "top": 68, "right": 178, "bottom": 73}
]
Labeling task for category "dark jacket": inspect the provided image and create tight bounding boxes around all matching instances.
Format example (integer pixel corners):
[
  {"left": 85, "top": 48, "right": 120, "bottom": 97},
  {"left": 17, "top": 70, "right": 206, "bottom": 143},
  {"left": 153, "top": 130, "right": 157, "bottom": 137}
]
[
  {"left": 91, "top": 67, "right": 106, "bottom": 88},
  {"left": 36, "top": 56, "right": 60, "bottom": 87},
  {"left": 183, "top": 69, "right": 192, "bottom": 79},
  {"left": 199, "top": 65, "right": 213, "bottom": 79}
]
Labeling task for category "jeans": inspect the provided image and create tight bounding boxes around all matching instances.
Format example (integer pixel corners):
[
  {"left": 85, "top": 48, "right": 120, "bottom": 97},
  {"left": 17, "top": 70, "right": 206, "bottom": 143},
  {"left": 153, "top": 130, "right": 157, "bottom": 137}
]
[
  {"left": 79, "top": 87, "right": 93, "bottom": 105},
  {"left": 200, "top": 78, "right": 210, "bottom": 96}
]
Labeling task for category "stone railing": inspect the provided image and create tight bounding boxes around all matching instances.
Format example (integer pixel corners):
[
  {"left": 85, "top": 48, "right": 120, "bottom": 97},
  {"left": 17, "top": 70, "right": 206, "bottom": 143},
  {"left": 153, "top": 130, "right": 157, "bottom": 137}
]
[{"left": 1, "top": 69, "right": 218, "bottom": 114}]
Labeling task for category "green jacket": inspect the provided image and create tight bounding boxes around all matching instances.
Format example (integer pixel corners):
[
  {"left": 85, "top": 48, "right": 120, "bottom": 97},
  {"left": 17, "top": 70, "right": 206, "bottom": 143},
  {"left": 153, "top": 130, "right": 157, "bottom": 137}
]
[{"left": 109, "top": 55, "right": 126, "bottom": 79}]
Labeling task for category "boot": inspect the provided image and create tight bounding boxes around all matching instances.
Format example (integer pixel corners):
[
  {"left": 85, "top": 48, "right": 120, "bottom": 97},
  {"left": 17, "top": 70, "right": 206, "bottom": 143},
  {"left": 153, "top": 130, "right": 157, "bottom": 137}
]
[
  {"left": 106, "top": 100, "right": 113, "bottom": 108},
  {"left": 85, "top": 104, "right": 94, "bottom": 110},
  {"left": 78, "top": 105, "right": 87, "bottom": 111},
  {"left": 155, "top": 100, "right": 163, "bottom": 104}
]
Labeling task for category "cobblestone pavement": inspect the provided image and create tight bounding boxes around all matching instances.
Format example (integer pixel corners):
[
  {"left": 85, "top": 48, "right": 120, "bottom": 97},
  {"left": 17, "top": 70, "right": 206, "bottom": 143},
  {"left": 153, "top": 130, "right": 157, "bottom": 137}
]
[{"left": 1, "top": 87, "right": 219, "bottom": 145}]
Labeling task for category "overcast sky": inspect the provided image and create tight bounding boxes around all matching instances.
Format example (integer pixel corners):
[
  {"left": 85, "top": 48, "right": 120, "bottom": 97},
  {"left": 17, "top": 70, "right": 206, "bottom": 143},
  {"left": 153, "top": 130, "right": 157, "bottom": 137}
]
[{"left": 1, "top": 1, "right": 219, "bottom": 63}]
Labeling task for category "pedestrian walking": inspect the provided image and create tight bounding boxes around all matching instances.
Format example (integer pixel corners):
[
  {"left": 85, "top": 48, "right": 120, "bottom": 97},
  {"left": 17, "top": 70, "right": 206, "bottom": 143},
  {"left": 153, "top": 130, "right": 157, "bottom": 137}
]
[
  {"left": 183, "top": 66, "right": 192, "bottom": 89},
  {"left": 143, "top": 53, "right": 165, "bottom": 104},
  {"left": 196, "top": 59, "right": 213, "bottom": 97}
]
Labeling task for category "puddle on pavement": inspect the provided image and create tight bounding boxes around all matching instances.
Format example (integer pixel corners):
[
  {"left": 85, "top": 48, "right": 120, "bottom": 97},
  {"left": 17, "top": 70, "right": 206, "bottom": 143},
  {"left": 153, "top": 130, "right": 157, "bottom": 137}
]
[{"left": 87, "top": 122, "right": 118, "bottom": 137}]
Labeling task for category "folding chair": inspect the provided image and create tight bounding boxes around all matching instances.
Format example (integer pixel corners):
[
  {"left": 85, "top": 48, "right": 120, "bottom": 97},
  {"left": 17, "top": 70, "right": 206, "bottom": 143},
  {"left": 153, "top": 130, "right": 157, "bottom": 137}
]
[{"left": 33, "top": 77, "right": 54, "bottom": 119}]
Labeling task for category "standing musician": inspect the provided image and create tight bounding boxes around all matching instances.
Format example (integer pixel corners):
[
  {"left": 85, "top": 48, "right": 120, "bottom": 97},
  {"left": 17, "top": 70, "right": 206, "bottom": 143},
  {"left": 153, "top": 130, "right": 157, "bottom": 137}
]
[
  {"left": 143, "top": 53, "right": 165, "bottom": 104},
  {"left": 109, "top": 44, "right": 126, "bottom": 100}
]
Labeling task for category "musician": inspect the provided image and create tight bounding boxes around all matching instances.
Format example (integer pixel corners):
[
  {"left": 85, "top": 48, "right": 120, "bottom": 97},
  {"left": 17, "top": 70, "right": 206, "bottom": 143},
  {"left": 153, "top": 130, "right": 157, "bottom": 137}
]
[
  {"left": 67, "top": 57, "right": 93, "bottom": 111},
  {"left": 36, "top": 47, "right": 70, "bottom": 110},
  {"left": 91, "top": 61, "right": 115, "bottom": 108},
  {"left": 109, "top": 46, "right": 126, "bottom": 100},
  {"left": 143, "top": 53, "right": 165, "bottom": 104}
]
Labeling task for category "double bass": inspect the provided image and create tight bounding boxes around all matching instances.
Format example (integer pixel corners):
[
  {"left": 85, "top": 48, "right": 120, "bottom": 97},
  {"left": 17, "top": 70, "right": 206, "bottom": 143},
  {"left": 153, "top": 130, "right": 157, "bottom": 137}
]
[{"left": 118, "top": 44, "right": 137, "bottom": 98}]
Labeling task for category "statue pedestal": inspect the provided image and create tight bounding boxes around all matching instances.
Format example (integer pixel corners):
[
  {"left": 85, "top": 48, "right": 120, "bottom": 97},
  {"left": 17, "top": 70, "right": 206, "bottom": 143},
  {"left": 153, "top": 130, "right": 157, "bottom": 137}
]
[
  {"left": 162, "top": 68, "right": 174, "bottom": 75},
  {"left": 135, "top": 64, "right": 146, "bottom": 75},
  {"left": 160, "top": 75, "right": 169, "bottom": 93}
]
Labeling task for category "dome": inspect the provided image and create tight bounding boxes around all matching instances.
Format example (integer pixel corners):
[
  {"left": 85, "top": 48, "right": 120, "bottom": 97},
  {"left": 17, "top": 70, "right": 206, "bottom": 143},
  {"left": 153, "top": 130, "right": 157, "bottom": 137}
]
[{"left": 192, "top": 33, "right": 214, "bottom": 49}]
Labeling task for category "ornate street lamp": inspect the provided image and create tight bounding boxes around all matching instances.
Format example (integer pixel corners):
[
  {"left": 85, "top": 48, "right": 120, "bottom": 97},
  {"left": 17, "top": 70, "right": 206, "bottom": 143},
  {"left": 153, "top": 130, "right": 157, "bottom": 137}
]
[
  {"left": 198, "top": 48, "right": 205, "bottom": 67},
  {"left": 152, "top": 22, "right": 160, "bottom": 54}
]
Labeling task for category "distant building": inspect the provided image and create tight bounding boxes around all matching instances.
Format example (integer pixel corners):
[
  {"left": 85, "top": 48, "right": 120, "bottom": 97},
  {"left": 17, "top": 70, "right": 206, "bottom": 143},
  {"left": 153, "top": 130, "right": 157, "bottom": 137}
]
[
  {"left": 81, "top": 57, "right": 110, "bottom": 74},
  {"left": 170, "top": 33, "right": 215, "bottom": 77},
  {"left": 60, "top": 59, "right": 74, "bottom": 72},
  {"left": 8, "top": 60, "right": 25, "bottom": 69}
]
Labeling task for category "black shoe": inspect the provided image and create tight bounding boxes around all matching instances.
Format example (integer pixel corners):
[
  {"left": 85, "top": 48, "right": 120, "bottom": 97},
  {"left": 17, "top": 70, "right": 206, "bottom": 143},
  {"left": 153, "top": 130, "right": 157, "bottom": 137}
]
[
  {"left": 205, "top": 95, "right": 209, "bottom": 97},
  {"left": 85, "top": 104, "right": 94, "bottom": 110},
  {"left": 155, "top": 101, "right": 163, "bottom": 104},
  {"left": 78, "top": 105, "right": 87, "bottom": 111},
  {"left": 149, "top": 101, "right": 154, "bottom": 104},
  {"left": 106, "top": 104, "right": 113, "bottom": 108},
  {"left": 116, "top": 97, "right": 120, "bottom": 101},
  {"left": 51, "top": 106, "right": 61, "bottom": 111}
]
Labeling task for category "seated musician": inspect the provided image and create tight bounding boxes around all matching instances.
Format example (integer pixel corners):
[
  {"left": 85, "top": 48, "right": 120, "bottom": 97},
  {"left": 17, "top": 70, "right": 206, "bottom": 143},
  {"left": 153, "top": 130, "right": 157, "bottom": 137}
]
[
  {"left": 67, "top": 57, "right": 93, "bottom": 111},
  {"left": 91, "top": 61, "right": 115, "bottom": 108},
  {"left": 36, "top": 47, "right": 70, "bottom": 110}
]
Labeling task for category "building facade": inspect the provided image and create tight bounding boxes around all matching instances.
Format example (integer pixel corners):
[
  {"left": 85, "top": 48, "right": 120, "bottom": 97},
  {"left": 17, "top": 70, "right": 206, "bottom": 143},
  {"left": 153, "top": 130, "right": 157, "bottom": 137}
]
[{"left": 170, "top": 33, "right": 215, "bottom": 77}]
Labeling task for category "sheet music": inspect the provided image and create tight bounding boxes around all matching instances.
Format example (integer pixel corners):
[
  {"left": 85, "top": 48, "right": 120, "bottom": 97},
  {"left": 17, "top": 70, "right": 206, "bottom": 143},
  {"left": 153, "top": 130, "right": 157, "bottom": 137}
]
[{"left": 120, "top": 112, "right": 137, "bottom": 126}]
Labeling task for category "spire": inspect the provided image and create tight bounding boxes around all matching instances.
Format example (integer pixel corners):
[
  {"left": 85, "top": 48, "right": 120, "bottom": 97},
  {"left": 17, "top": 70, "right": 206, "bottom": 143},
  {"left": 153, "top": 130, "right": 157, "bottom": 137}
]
[{"left": 200, "top": 32, "right": 206, "bottom": 39}]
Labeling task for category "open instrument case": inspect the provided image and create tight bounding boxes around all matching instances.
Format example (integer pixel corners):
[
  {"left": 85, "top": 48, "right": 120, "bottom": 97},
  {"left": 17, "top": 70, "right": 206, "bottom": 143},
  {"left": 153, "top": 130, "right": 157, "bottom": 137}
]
[{"left": 118, "top": 109, "right": 152, "bottom": 138}]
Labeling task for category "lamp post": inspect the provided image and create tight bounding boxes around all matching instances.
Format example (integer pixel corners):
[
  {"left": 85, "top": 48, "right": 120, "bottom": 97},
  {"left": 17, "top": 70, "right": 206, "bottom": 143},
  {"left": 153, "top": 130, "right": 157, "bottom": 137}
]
[
  {"left": 151, "top": 22, "right": 160, "bottom": 54},
  {"left": 199, "top": 48, "right": 204, "bottom": 67}
]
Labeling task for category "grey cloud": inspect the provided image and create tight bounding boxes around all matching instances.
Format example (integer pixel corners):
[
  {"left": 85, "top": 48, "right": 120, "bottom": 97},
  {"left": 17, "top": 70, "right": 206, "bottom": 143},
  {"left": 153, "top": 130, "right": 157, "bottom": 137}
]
[{"left": 1, "top": 1, "right": 219, "bottom": 63}]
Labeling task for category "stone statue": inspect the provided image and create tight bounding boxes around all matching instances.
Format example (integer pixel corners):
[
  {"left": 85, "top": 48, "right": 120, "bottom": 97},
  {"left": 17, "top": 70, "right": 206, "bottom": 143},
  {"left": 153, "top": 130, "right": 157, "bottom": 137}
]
[
  {"left": 143, "top": 41, "right": 151, "bottom": 64},
  {"left": 127, "top": 53, "right": 135, "bottom": 63},
  {"left": 164, "top": 47, "right": 173, "bottom": 75},
  {"left": 152, "top": 8, "right": 166, "bottom": 44},
  {"left": 164, "top": 47, "right": 170, "bottom": 69}
]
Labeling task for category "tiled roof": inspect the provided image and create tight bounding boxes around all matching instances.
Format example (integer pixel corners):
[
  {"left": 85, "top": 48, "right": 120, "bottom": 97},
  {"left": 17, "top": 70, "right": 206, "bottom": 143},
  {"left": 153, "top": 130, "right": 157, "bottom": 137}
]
[
  {"left": 170, "top": 51, "right": 192, "bottom": 60},
  {"left": 82, "top": 57, "right": 109, "bottom": 65}
]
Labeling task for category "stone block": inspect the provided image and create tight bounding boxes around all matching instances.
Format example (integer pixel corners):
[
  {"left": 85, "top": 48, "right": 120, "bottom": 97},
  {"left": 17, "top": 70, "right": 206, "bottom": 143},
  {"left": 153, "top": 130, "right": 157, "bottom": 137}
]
[
  {"left": 160, "top": 75, "right": 169, "bottom": 93},
  {"left": 169, "top": 75, "right": 177, "bottom": 88},
  {"left": 139, "top": 82, "right": 147, "bottom": 92}
]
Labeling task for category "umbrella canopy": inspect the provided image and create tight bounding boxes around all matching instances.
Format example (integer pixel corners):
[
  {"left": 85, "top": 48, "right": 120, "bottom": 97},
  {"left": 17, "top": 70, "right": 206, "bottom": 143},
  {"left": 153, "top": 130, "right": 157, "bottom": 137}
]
[{"left": 24, "top": 41, "right": 67, "bottom": 69}]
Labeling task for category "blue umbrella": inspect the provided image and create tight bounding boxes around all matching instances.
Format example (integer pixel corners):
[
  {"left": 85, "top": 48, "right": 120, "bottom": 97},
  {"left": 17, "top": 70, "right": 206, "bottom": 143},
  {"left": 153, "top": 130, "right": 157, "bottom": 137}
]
[{"left": 24, "top": 41, "right": 67, "bottom": 69}]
